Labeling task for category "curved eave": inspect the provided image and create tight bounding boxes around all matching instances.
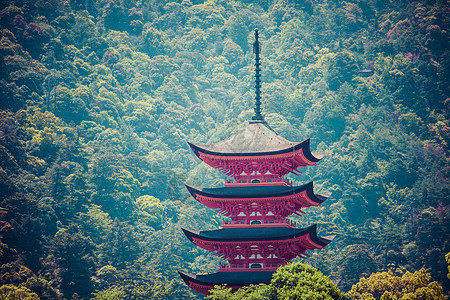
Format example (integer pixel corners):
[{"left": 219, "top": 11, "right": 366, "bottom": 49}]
[
  {"left": 185, "top": 182, "right": 327, "bottom": 205},
  {"left": 188, "top": 139, "right": 321, "bottom": 163},
  {"left": 185, "top": 184, "right": 199, "bottom": 199},
  {"left": 178, "top": 270, "right": 274, "bottom": 287},
  {"left": 179, "top": 271, "right": 197, "bottom": 286},
  {"left": 181, "top": 228, "right": 199, "bottom": 242},
  {"left": 320, "top": 235, "right": 336, "bottom": 244},
  {"left": 181, "top": 224, "right": 329, "bottom": 247}
]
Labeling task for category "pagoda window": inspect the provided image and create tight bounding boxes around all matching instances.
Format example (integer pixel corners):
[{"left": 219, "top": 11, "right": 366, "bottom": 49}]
[
  {"left": 250, "top": 220, "right": 261, "bottom": 225},
  {"left": 250, "top": 263, "right": 262, "bottom": 268},
  {"left": 251, "top": 179, "right": 260, "bottom": 183}
]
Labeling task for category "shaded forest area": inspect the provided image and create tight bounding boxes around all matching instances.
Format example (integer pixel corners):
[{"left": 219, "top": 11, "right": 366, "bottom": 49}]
[{"left": 0, "top": 0, "right": 448, "bottom": 299}]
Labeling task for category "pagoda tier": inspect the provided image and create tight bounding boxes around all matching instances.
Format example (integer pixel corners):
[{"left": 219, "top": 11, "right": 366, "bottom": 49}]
[
  {"left": 179, "top": 271, "right": 274, "bottom": 295},
  {"left": 182, "top": 225, "right": 334, "bottom": 271},
  {"left": 185, "top": 182, "right": 328, "bottom": 225},
  {"left": 188, "top": 122, "right": 324, "bottom": 181}
]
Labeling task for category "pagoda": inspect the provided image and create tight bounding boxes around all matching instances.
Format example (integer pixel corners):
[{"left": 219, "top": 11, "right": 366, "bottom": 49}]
[{"left": 179, "top": 29, "right": 334, "bottom": 295}]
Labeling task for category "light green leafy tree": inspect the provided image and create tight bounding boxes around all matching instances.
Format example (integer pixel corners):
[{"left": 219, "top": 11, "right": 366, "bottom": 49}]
[
  {"left": 0, "top": 284, "right": 39, "bottom": 300},
  {"left": 446, "top": 252, "right": 450, "bottom": 280},
  {"left": 207, "top": 285, "right": 270, "bottom": 300},
  {"left": 92, "top": 286, "right": 126, "bottom": 300},
  {"left": 207, "top": 263, "right": 344, "bottom": 300},
  {"left": 135, "top": 195, "right": 164, "bottom": 227},
  {"left": 347, "top": 268, "right": 446, "bottom": 300},
  {"left": 131, "top": 281, "right": 173, "bottom": 300}
]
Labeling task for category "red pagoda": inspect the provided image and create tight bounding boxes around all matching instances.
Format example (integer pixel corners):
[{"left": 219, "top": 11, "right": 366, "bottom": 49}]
[{"left": 179, "top": 29, "right": 334, "bottom": 295}]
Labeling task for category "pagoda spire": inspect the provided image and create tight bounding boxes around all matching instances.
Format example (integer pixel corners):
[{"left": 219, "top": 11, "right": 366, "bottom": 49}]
[{"left": 252, "top": 28, "right": 264, "bottom": 122}]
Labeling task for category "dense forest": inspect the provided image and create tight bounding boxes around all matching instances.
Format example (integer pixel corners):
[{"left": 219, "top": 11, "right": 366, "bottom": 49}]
[{"left": 0, "top": 0, "right": 448, "bottom": 299}]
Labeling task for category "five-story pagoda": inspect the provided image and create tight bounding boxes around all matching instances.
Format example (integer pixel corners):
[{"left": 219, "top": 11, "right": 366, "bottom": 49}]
[{"left": 179, "top": 29, "right": 334, "bottom": 295}]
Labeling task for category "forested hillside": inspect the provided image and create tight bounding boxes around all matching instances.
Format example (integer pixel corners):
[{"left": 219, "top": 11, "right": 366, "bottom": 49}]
[{"left": 0, "top": 0, "right": 448, "bottom": 299}]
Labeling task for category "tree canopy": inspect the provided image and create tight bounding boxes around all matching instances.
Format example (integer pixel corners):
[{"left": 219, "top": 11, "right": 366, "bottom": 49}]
[
  {"left": 0, "top": 0, "right": 448, "bottom": 299},
  {"left": 207, "top": 263, "right": 345, "bottom": 300},
  {"left": 347, "top": 268, "right": 447, "bottom": 300}
]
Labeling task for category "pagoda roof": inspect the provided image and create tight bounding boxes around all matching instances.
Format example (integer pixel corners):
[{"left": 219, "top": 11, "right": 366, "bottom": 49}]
[
  {"left": 188, "top": 122, "right": 323, "bottom": 161},
  {"left": 185, "top": 182, "right": 327, "bottom": 204},
  {"left": 179, "top": 270, "right": 274, "bottom": 288},
  {"left": 182, "top": 224, "right": 332, "bottom": 247}
]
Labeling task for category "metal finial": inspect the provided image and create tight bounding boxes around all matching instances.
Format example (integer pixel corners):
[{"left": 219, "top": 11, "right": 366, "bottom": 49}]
[{"left": 251, "top": 28, "right": 264, "bottom": 122}]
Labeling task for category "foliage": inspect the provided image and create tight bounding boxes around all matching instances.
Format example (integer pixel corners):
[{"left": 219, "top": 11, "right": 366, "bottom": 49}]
[
  {"left": 207, "top": 263, "right": 345, "bottom": 300},
  {"left": 92, "top": 286, "right": 126, "bottom": 300},
  {"left": 135, "top": 195, "right": 164, "bottom": 227},
  {"left": 347, "top": 268, "right": 447, "bottom": 300},
  {"left": 207, "top": 284, "right": 270, "bottom": 300},
  {"left": 0, "top": 284, "right": 39, "bottom": 300},
  {"left": 21, "top": 277, "right": 59, "bottom": 300},
  {"left": 131, "top": 281, "right": 173, "bottom": 300},
  {"left": 446, "top": 252, "right": 450, "bottom": 281},
  {"left": 0, "top": 0, "right": 448, "bottom": 299}
]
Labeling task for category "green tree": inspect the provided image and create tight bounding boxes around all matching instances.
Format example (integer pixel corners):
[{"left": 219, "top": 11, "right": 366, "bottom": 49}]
[
  {"left": 326, "top": 51, "right": 359, "bottom": 91},
  {"left": 20, "top": 277, "right": 59, "bottom": 300},
  {"left": 207, "top": 285, "right": 270, "bottom": 300},
  {"left": 338, "top": 244, "right": 379, "bottom": 291},
  {"left": 92, "top": 286, "right": 126, "bottom": 300},
  {"left": 446, "top": 252, "right": 450, "bottom": 281},
  {"left": 268, "top": 263, "right": 344, "bottom": 300},
  {"left": 347, "top": 268, "right": 446, "bottom": 300},
  {"left": 131, "top": 281, "right": 173, "bottom": 300},
  {"left": 0, "top": 284, "right": 39, "bottom": 300},
  {"left": 93, "top": 265, "right": 120, "bottom": 291},
  {"left": 50, "top": 226, "right": 95, "bottom": 299},
  {"left": 225, "top": 14, "right": 250, "bottom": 52},
  {"left": 135, "top": 195, "right": 163, "bottom": 228},
  {"left": 143, "top": 27, "right": 168, "bottom": 57},
  {"left": 52, "top": 85, "right": 88, "bottom": 123},
  {"left": 80, "top": 204, "right": 113, "bottom": 244},
  {"left": 207, "top": 263, "right": 344, "bottom": 300}
]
